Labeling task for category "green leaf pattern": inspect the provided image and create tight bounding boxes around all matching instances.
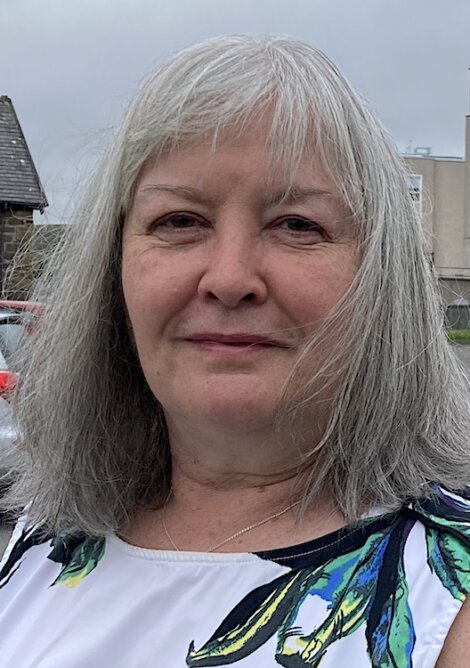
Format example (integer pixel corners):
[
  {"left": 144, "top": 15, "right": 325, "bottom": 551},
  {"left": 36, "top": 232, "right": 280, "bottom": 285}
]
[
  {"left": 188, "top": 490, "right": 470, "bottom": 666},
  {"left": 275, "top": 532, "right": 393, "bottom": 667},
  {"left": 50, "top": 534, "right": 105, "bottom": 589},
  {"left": 1, "top": 488, "right": 469, "bottom": 666},
  {"left": 365, "top": 555, "right": 414, "bottom": 668}
]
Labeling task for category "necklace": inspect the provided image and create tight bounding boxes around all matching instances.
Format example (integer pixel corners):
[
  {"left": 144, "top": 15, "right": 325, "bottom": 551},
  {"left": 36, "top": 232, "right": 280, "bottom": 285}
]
[{"left": 162, "top": 499, "right": 300, "bottom": 553}]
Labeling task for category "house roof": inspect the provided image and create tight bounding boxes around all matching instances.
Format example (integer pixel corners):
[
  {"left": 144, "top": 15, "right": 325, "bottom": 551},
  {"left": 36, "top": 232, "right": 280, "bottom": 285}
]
[{"left": 0, "top": 96, "right": 47, "bottom": 211}]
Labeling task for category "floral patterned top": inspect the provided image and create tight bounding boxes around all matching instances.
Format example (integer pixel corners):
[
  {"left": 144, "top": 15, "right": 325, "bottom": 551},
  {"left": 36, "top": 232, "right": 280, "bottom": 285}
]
[{"left": 1, "top": 487, "right": 470, "bottom": 667}]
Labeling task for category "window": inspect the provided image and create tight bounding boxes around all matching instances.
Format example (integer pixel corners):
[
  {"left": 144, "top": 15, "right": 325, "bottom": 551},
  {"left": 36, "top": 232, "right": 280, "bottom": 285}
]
[{"left": 408, "top": 174, "right": 422, "bottom": 215}]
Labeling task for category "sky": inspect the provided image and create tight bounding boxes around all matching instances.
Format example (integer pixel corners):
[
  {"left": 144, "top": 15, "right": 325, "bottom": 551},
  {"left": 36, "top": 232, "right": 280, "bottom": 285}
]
[{"left": 1, "top": 0, "right": 470, "bottom": 224}]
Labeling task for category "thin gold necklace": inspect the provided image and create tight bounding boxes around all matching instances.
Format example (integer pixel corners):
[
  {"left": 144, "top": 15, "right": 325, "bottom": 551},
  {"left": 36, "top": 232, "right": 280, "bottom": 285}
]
[{"left": 162, "top": 499, "right": 300, "bottom": 553}]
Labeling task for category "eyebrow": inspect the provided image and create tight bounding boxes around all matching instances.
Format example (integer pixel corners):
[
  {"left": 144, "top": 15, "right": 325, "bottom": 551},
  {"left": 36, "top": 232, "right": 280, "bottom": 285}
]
[
  {"left": 138, "top": 184, "right": 213, "bottom": 206},
  {"left": 137, "top": 184, "right": 336, "bottom": 208},
  {"left": 267, "top": 185, "right": 336, "bottom": 207}
]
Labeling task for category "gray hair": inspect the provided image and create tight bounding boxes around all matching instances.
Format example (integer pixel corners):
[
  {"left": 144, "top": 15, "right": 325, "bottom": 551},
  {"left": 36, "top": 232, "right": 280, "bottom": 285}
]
[{"left": 3, "top": 35, "right": 470, "bottom": 534}]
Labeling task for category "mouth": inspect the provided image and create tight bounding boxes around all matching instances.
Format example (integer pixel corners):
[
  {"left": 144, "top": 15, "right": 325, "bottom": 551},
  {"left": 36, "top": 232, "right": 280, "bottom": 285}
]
[
  {"left": 186, "top": 334, "right": 290, "bottom": 347},
  {"left": 185, "top": 333, "right": 292, "bottom": 356}
]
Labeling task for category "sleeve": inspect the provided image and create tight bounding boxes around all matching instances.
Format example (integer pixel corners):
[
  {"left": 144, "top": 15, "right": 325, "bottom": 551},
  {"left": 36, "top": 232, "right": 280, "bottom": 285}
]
[{"left": 406, "top": 488, "right": 470, "bottom": 666}]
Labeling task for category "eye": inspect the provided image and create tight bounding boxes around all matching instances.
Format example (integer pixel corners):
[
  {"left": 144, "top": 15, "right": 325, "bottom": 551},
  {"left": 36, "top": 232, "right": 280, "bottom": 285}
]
[
  {"left": 274, "top": 217, "right": 325, "bottom": 242},
  {"left": 151, "top": 213, "right": 209, "bottom": 241},
  {"left": 156, "top": 213, "right": 200, "bottom": 229}
]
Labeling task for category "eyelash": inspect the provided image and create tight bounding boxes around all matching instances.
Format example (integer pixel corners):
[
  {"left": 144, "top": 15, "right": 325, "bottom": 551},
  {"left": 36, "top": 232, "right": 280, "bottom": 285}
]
[
  {"left": 153, "top": 213, "right": 208, "bottom": 231},
  {"left": 278, "top": 217, "right": 324, "bottom": 235}
]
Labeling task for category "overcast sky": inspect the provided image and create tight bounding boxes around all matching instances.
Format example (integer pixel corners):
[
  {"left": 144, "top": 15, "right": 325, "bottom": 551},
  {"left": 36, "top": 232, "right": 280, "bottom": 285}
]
[{"left": 2, "top": 0, "right": 470, "bottom": 224}]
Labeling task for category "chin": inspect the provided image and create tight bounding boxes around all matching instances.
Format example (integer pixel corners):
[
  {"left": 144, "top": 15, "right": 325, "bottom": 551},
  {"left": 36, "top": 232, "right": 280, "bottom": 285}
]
[
  {"left": 154, "top": 374, "right": 284, "bottom": 432},
  {"left": 205, "top": 399, "right": 277, "bottom": 432},
  {"left": 183, "top": 387, "right": 279, "bottom": 433}
]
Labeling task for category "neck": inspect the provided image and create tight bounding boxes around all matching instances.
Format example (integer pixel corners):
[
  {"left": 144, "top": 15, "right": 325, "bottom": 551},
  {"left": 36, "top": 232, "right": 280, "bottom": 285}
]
[
  {"left": 164, "top": 409, "right": 304, "bottom": 487},
  {"left": 122, "top": 460, "right": 344, "bottom": 553},
  {"left": 169, "top": 461, "right": 301, "bottom": 515},
  {"left": 120, "top": 415, "right": 344, "bottom": 552}
]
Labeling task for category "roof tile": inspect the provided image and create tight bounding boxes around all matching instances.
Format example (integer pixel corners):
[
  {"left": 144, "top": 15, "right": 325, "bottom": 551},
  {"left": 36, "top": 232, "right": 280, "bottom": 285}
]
[{"left": 0, "top": 96, "right": 48, "bottom": 210}]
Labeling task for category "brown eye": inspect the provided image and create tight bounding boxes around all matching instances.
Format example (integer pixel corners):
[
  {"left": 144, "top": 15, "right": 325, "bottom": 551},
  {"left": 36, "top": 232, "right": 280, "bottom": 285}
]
[
  {"left": 150, "top": 212, "right": 210, "bottom": 243},
  {"left": 274, "top": 217, "right": 325, "bottom": 243},
  {"left": 157, "top": 213, "right": 199, "bottom": 230},
  {"left": 281, "top": 217, "right": 321, "bottom": 232}
]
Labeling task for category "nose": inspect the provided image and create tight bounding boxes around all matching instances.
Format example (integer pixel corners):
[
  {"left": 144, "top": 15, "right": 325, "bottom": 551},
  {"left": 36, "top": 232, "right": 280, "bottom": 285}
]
[{"left": 197, "top": 228, "right": 268, "bottom": 308}]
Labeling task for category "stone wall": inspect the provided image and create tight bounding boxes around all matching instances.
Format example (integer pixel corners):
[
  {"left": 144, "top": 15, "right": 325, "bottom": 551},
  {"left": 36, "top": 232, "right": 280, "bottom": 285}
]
[
  {"left": 30, "top": 224, "right": 67, "bottom": 295},
  {"left": 0, "top": 207, "right": 34, "bottom": 299},
  {"left": 0, "top": 208, "right": 66, "bottom": 300}
]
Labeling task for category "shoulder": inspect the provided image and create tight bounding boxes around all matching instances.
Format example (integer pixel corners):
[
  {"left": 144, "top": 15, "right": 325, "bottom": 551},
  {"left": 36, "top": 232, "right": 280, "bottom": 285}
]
[
  {"left": 0, "top": 520, "right": 105, "bottom": 591},
  {"left": 436, "top": 595, "right": 470, "bottom": 667},
  {"left": 409, "top": 487, "right": 470, "bottom": 604},
  {"left": 410, "top": 486, "right": 470, "bottom": 667}
]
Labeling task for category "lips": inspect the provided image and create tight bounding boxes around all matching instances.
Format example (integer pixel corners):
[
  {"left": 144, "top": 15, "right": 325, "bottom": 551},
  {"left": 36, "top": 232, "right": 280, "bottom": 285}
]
[{"left": 186, "top": 333, "right": 288, "bottom": 347}]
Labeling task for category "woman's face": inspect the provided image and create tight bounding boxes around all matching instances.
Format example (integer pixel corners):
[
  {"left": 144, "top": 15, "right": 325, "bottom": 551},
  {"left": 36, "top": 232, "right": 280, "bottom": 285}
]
[{"left": 122, "top": 127, "right": 359, "bottom": 434}]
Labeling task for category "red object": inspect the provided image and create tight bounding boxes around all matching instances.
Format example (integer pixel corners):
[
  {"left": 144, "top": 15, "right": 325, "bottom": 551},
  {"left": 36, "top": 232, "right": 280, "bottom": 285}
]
[
  {"left": 0, "top": 369, "right": 17, "bottom": 400},
  {"left": 0, "top": 300, "right": 42, "bottom": 316},
  {"left": 0, "top": 301, "right": 41, "bottom": 400}
]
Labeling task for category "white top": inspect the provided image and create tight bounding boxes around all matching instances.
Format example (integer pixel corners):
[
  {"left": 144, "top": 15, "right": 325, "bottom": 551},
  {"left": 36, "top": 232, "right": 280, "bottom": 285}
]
[{"left": 0, "top": 486, "right": 469, "bottom": 667}]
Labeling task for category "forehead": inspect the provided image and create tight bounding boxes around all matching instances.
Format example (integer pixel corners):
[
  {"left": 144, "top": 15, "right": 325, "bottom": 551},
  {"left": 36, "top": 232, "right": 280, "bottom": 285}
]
[{"left": 134, "top": 125, "right": 340, "bottom": 207}]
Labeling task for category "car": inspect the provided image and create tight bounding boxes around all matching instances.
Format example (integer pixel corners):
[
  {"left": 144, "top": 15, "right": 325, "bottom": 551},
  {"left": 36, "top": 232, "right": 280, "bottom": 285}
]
[
  {"left": 0, "top": 300, "right": 41, "bottom": 366},
  {"left": 0, "top": 300, "right": 42, "bottom": 337},
  {"left": 0, "top": 301, "right": 40, "bottom": 484},
  {"left": 0, "top": 352, "right": 19, "bottom": 486},
  {"left": 0, "top": 313, "right": 30, "bottom": 375},
  {"left": 0, "top": 396, "right": 18, "bottom": 485},
  {"left": 0, "top": 299, "right": 42, "bottom": 316}
]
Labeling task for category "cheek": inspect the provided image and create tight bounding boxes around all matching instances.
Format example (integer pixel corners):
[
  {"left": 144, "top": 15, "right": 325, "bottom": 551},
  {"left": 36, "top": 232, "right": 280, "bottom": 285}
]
[
  {"left": 282, "top": 252, "right": 358, "bottom": 328},
  {"left": 121, "top": 249, "right": 189, "bottom": 334},
  {"left": 121, "top": 254, "right": 180, "bottom": 388}
]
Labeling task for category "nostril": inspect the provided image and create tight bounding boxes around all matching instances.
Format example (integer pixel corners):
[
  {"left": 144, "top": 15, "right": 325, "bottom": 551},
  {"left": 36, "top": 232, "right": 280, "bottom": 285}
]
[{"left": 244, "top": 293, "right": 256, "bottom": 302}]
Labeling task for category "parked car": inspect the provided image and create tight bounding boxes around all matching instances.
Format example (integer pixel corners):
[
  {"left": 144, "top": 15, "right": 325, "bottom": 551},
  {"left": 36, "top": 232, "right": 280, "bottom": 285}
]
[
  {"left": 0, "top": 300, "right": 41, "bottom": 364},
  {"left": 0, "top": 351, "right": 19, "bottom": 486},
  {"left": 0, "top": 300, "right": 42, "bottom": 316},
  {"left": 0, "top": 301, "right": 41, "bottom": 485},
  {"left": 0, "top": 300, "right": 42, "bottom": 337},
  {"left": 0, "top": 399, "right": 18, "bottom": 485}
]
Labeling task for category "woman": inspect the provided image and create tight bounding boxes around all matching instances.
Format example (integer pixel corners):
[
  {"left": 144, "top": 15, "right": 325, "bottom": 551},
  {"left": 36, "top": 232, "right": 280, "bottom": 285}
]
[{"left": 1, "top": 36, "right": 470, "bottom": 667}]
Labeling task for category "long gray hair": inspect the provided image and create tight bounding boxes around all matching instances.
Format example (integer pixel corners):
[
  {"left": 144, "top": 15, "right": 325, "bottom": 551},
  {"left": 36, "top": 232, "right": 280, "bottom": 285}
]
[{"left": 3, "top": 35, "right": 470, "bottom": 535}]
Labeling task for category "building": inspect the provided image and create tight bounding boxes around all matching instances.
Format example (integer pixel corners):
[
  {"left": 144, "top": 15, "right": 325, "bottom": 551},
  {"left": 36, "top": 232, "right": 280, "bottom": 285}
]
[
  {"left": 0, "top": 95, "right": 48, "bottom": 299},
  {"left": 403, "top": 115, "right": 470, "bottom": 305}
]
